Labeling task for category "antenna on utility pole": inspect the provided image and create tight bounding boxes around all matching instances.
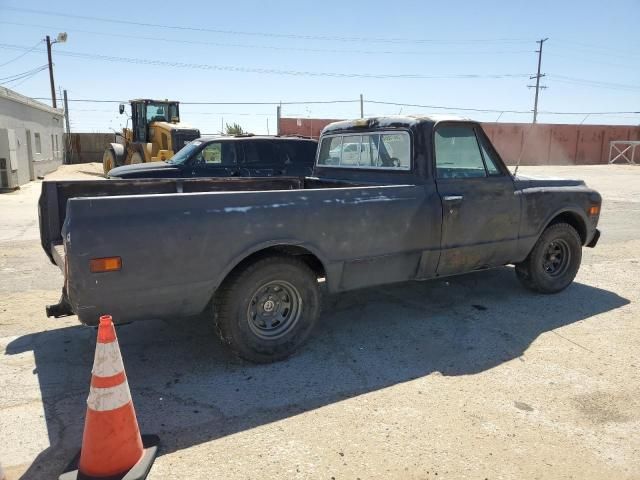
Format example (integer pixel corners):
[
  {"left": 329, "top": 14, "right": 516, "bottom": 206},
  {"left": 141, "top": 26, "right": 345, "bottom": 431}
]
[{"left": 527, "top": 37, "right": 548, "bottom": 123}]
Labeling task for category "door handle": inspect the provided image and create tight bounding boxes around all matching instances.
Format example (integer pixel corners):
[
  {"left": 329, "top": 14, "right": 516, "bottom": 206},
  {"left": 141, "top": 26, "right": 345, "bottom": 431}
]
[{"left": 443, "top": 195, "right": 463, "bottom": 215}]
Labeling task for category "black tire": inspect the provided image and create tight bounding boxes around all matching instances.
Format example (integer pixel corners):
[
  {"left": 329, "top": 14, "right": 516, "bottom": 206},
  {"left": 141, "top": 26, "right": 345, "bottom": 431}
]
[
  {"left": 515, "top": 222, "right": 582, "bottom": 294},
  {"left": 103, "top": 149, "right": 116, "bottom": 176},
  {"left": 213, "top": 255, "right": 321, "bottom": 363}
]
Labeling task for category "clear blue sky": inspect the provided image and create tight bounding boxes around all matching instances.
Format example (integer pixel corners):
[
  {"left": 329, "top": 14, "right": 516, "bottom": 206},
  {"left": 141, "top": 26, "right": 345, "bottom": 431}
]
[{"left": 1, "top": 0, "right": 638, "bottom": 133}]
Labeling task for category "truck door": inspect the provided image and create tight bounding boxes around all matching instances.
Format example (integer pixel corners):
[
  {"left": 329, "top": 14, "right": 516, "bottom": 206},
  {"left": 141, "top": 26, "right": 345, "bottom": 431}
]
[
  {"left": 240, "top": 141, "right": 280, "bottom": 176},
  {"left": 433, "top": 123, "right": 520, "bottom": 276},
  {"left": 191, "top": 141, "right": 241, "bottom": 177}
]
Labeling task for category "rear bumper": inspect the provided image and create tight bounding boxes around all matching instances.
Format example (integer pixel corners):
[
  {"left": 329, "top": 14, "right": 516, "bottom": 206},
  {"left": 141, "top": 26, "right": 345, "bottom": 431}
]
[{"left": 587, "top": 228, "right": 600, "bottom": 248}]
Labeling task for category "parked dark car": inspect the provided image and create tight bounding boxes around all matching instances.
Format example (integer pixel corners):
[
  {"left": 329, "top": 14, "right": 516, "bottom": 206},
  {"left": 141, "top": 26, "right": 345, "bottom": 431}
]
[
  {"left": 40, "top": 115, "right": 601, "bottom": 363},
  {"left": 107, "top": 135, "right": 318, "bottom": 179}
]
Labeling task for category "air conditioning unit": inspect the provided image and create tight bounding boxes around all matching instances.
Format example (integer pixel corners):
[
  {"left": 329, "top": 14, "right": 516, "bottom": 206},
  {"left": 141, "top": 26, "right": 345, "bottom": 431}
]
[{"left": 0, "top": 157, "right": 9, "bottom": 188}]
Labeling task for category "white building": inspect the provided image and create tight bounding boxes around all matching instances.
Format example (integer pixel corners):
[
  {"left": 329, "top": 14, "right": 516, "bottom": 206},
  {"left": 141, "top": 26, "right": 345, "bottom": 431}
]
[{"left": 0, "top": 87, "right": 64, "bottom": 190}]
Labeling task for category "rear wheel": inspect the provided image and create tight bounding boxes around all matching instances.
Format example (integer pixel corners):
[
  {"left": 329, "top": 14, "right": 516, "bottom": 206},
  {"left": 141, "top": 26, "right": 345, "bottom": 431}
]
[
  {"left": 102, "top": 149, "right": 116, "bottom": 176},
  {"left": 213, "top": 255, "right": 321, "bottom": 363},
  {"left": 515, "top": 223, "right": 582, "bottom": 294}
]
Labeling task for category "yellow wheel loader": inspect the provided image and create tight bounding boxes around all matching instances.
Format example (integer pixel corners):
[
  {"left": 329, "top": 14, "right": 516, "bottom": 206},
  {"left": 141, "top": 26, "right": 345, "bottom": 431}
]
[{"left": 103, "top": 99, "right": 200, "bottom": 175}]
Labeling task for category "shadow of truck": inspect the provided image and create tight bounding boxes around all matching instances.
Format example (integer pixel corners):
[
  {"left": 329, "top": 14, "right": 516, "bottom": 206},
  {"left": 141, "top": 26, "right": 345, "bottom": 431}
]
[{"left": 6, "top": 267, "right": 629, "bottom": 479}]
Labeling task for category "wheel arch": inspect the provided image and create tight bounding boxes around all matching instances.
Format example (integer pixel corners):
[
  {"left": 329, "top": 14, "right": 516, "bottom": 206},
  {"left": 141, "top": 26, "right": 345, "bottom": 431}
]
[
  {"left": 215, "top": 242, "right": 329, "bottom": 294},
  {"left": 543, "top": 209, "right": 588, "bottom": 245}
]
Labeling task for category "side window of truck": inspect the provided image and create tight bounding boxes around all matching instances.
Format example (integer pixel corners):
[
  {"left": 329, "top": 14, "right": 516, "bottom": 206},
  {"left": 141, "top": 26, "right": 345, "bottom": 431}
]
[
  {"left": 200, "top": 143, "right": 222, "bottom": 164},
  {"left": 435, "top": 126, "right": 487, "bottom": 179},
  {"left": 198, "top": 142, "right": 237, "bottom": 165},
  {"left": 243, "top": 141, "right": 279, "bottom": 167},
  {"left": 276, "top": 141, "right": 316, "bottom": 166}
]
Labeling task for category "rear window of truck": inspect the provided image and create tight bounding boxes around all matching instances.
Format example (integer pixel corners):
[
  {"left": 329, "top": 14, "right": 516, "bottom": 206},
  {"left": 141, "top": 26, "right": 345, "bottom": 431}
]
[{"left": 317, "top": 131, "right": 410, "bottom": 170}]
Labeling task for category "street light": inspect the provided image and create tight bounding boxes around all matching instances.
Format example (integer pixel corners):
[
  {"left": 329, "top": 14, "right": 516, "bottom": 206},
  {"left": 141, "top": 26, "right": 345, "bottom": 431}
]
[{"left": 45, "top": 32, "right": 67, "bottom": 108}]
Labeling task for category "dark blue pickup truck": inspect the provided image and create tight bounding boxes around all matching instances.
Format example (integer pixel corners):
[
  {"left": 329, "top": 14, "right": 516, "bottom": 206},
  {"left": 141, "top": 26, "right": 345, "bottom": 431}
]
[{"left": 39, "top": 115, "right": 601, "bottom": 363}]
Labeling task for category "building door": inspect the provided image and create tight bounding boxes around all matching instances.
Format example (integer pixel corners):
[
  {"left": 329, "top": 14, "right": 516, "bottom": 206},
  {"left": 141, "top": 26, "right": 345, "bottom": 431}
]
[{"left": 25, "top": 129, "right": 35, "bottom": 181}]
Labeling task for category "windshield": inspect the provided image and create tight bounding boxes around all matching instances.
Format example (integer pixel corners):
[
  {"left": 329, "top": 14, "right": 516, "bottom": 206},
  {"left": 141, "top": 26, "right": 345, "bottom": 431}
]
[
  {"left": 146, "top": 103, "right": 178, "bottom": 123},
  {"left": 167, "top": 140, "right": 202, "bottom": 165}
]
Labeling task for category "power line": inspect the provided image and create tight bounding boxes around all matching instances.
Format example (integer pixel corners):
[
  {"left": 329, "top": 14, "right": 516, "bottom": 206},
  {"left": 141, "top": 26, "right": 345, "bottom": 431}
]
[
  {"left": 5, "top": 70, "right": 47, "bottom": 88},
  {"left": 548, "top": 74, "right": 640, "bottom": 91},
  {"left": 31, "top": 97, "right": 360, "bottom": 105},
  {"left": 0, "top": 39, "right": 43, "bottom": 67},
  {"left": 0, "top": 43, "right": 532, "bottom": 79},
  {"left": 0, "top": 64, "right": 49, "bottom": 83},
  {"left": 366, "top": 100, "right": 531, "bottom": 114},
  {"left": 0, "top": 21, "right": 534, "bottom": 57},
  {"left": 4, "top": 7, "right": 534, "bottom": 45},
  {"left": 26, "top": 96, "right": 639, "bottom": 116},
  {"left": 545, "top": 53, "right": 638, "bottom": 71},
  {"left": 553, "top": 40, "right": 640, "bottom": 59}
]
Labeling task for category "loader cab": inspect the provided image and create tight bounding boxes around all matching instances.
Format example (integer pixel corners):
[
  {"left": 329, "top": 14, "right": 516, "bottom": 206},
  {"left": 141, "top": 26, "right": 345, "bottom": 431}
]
[{"left": 128, "top": 99, "right": 180, "bottom": 143}]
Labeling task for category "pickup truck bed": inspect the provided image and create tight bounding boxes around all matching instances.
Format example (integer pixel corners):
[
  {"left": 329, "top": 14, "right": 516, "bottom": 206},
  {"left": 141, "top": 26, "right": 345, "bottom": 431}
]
[{"left": 40, "top": 115, "right": 601, "bottom": 363}]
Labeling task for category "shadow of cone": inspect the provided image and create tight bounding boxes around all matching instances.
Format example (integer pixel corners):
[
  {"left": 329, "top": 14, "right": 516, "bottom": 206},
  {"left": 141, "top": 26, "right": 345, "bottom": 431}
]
[{"left": 59, "top": 315, "right": 159, "bottom": 480}]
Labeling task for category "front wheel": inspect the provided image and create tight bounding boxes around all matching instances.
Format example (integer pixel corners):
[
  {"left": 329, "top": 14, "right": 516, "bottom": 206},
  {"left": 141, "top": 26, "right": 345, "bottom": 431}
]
[
  {"left": 102, "top": 149, "right": 116, "bottom": 176},
  {"left": 515, "top": 223, "right": 582, "bottom": 294},
  {"left": 213, "top": 255, "right": 321, "bottom": 363}
]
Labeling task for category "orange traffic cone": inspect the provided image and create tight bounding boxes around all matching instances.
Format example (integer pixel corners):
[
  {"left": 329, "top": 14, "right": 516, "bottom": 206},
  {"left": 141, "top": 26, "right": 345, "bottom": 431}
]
[{"left": 60, "top": 315, "right": 159, "bottom": 480}]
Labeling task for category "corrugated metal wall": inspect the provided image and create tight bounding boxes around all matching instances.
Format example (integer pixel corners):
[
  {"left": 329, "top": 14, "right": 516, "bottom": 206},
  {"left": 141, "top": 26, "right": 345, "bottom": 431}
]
[{"left": 280, "top": 118, "right": 640, "bottom": 165}]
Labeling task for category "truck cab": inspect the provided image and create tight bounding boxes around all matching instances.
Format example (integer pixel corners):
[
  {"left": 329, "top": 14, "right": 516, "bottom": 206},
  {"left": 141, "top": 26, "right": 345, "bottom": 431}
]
[{"left": 314, "top": 116, "right": 523, "bottom": 274}]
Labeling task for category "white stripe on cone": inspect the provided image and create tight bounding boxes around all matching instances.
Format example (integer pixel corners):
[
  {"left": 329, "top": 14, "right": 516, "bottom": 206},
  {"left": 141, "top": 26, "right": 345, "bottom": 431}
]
[
  {"left": 92, "top": 340, "right": 125, "bottom": 377},
  {"left": 87, "top": 381, "right": 132, "bottom": 412}
]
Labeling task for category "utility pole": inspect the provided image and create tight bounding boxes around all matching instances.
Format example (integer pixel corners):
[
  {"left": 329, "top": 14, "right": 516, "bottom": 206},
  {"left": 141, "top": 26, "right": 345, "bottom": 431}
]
[
  {"left": 46, "top": 36, "right": 56, "bottom": 108},
  {"left": 528, "top": 38, "right": 548, "bottom": 123},
  {"left": 44, "top": 32, "right": 67, "bottom": 109},
  {"left": 360, "top": 94, "right": 364, "bottom": 118},
  {"left": 276, "top": 104, "right": 281, "bottom": 135},
  {"left": 63, "top": 89, "right": 71, "bottom": 164}
]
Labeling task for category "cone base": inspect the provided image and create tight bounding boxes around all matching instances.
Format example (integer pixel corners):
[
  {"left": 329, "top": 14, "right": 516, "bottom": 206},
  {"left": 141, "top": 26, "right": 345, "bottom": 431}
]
[{"left": 59, "top": 434, "right": 160, "bottom": 480}]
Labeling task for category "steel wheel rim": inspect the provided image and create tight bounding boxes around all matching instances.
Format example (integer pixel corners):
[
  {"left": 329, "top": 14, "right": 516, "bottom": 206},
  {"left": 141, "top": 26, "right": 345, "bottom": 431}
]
[
  {"left": 247, "top": 280, "right": 302, "bottom": 340},
  {"left": 542, "top": 238, "right": 571, "bottom": 277}
]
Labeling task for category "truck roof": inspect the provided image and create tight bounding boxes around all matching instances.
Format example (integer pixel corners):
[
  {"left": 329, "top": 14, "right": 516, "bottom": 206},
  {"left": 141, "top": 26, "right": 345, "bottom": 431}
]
[
  {"left": 322, "top": 114, "right": 470, "bottom": 134},
  {"left": 197, "top": 135, "right": 317, "bottom": 142}
]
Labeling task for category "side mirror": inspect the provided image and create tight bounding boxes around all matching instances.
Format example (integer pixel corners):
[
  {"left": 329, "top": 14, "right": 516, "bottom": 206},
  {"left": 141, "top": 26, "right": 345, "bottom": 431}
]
[{"left": 119, "top": 104, "right": 125, "bottom": 115}]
